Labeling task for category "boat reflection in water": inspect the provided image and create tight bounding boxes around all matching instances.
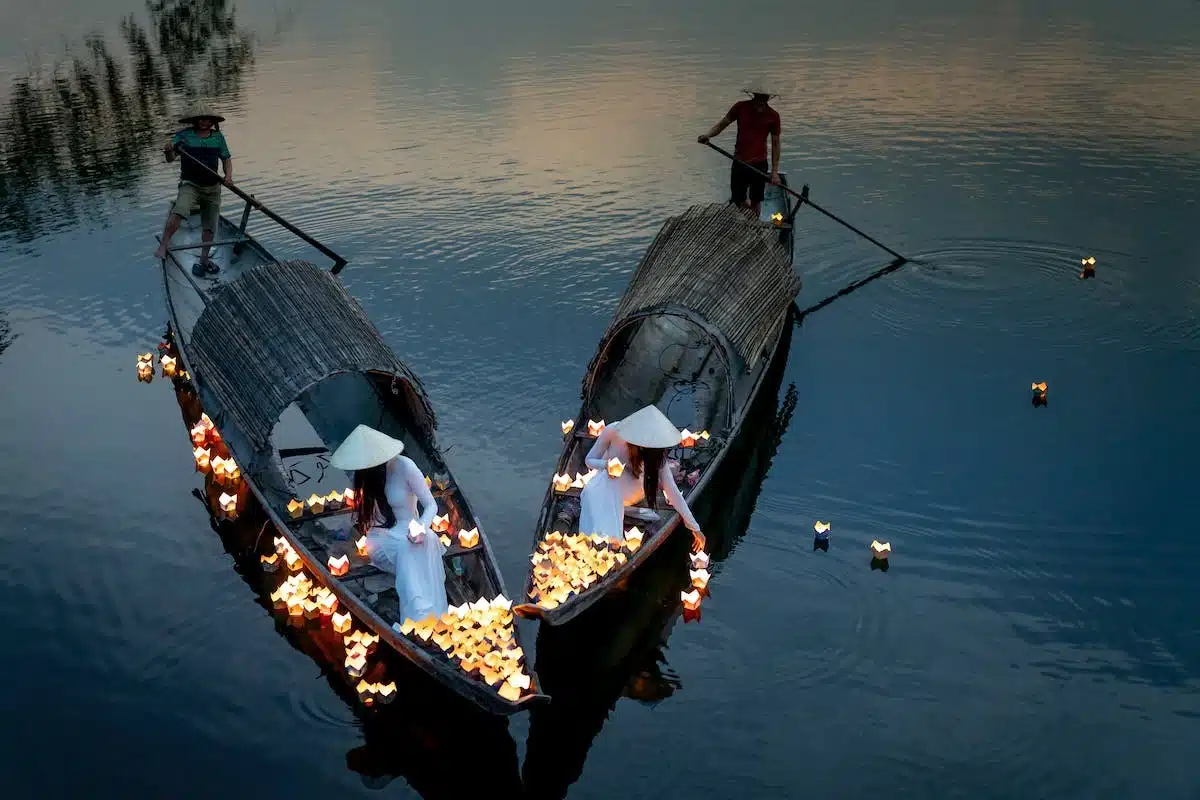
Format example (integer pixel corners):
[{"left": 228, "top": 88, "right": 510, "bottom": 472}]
[
  {"left": 169, "top": 376, "right": 523, "bottom": 797},
  {"left": 521, "top": 320, "right": 797, "bottom": 800}
]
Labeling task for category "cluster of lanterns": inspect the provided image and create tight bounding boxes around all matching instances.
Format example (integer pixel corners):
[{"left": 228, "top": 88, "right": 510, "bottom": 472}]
[
  {"left": 811, "top": 519, "right": 893, "bottom": 563},
  {"left": 268, "top": 565, "right": 342, "bottom": 621},
  {"left": 559, "top": 418, "right": 711, "bottom": 449},
  {"left": 681, "top": 550, "right": 710, "bottom": 617},
  {"left": 189, "top": 414, "right": 244, "bottom": 519},
  {"left": 528, "top": 530, "right": 643, "bottom": 609},
  {"left": 287, "top": 489, "right": 355, "bottom": 519},
  {"left": 136, "top": 344, "right": 189, "bottom": 383},
  {"left": 552, "top": 469, "right": 599, "bottom": 493},
  {"left": 396, "top": 595, "right": 533, "bottom": 702}
]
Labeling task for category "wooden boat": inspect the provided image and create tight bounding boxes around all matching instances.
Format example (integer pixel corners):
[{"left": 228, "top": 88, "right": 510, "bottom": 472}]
[
  {"left": 516, "top": 184, "right": 802, "bottom": 625},
  {"left": 156, "top": 178, "right": 546, "bottom": 714}
]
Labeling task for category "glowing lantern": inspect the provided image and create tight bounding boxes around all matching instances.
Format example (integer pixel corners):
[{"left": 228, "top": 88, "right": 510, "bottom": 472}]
[
  {"left": 284, "top": 549, "right": 302, "bottom": 571},
  {"left": 324, "top": 490, "right": 341, "bottom": 508},
  {"left": 332, "top": 611, "right": 352, "bottom": 633},
  {"left": 303, "top": 599, "right": 321, "bottom": 619},
  {"left": 690, "top": 568, "right": 711, "bottom": 590},
  {"left": 287, "top": 598, "right": 305, "bottom": 617},
  {"left": 356, "top": 536, "right": 369, "bottom": 557},
  {"left": 552, "top": 473, "right": 573, "bottom": 492},
  {"left": 190, "top": 423, "right": 207, "bottom": 446},
  {"left": 507, "top": 671, "right": 531, "bottom": 691},
  {"left": 356, "top": 679, "right": 376, "bottom": 705},
  {"left": 220, "top": 458, "right": 240, "bottom": 485},
  {"left": 439, "top": 535, "right": 452, "bottom": 547},
  {"left": 317, "top": 592, "right": 338, "bottom": 616},
  {"left": 273, "top": 536, "right": 288, "bottom": 554},
  {"left": 210, "top": 456, "right": 225, "bottom": 479},
  {"left": 1031, "top": 381, "right": 1047, "bottom": 393},
  {"left": 689, "top": 551, "right": 710, "bottom": 570},
  {"left": 287, "top": 499, "right": 304, "bottom": 518},
  {"left": 871, "top": 540, "right": 891, "bottom": 559},
  {"left": 458, "top": 527, "right": 480, "bottom": 548},
  {"left": 431, "top": 513, "right": 450, "bottom": 533},
  {"left": 376, "top": 681, "right": 397, "bottom": 704},
  {"left": 260, "top": 552, "right": 279, "bottom": 572},
  {"left": 497, "top": 682, "right": 522, "bottom": 702},
  {"left": 160, "top": 354, "right": 177, "bottom": 377},
  {"left": 359, "top": 632, "right": 379, "bottom": 653},
  {"left": 342, "top": 488, "right": 356, "bottom": 507},
  {"left": 624, "top": 526, "right": 643, "bottom": 551},
  {"left": 681, "top": 589, "right": 702, "bottom": 611},
  {"left": 680, "top": 429, "right": 697, "bottom": 447},
  {"left": 193, "top": 447, "right": 211, "bottom": 472},
  {"left": 306, "top": 493, "right": 325, "bottom": 514},
  {"left": 698, "top": 430, "right": 710, "bottom": 441},
  {"left": 581, "top": 469, "right": 598, "bottom": 485},
  {"left": 218, "top": 492, "right": 237, "bottom": 514},
  {"left": 328, "top": 554, "right": 349, "bottom": 576},
  {"left": 587, "top": 419, "right": 605, "bottom": 437},
  {"left": 606, "top": 457, "right": 625, "bottom": 478},
  {"left": 814, "top": 521, "right": 831, "bottom": 536},
  {"left": 771, "top": 211, "right": 784, "bottom": 225},
  {"left": 1080, "top": 256, "right": 1096, "bottom": 279},
  {"left": 345, "top": 651, "right": 367, "bottom": 678},
  {"left": 561, "top": 419, "right": 575, "bottom": 435}
]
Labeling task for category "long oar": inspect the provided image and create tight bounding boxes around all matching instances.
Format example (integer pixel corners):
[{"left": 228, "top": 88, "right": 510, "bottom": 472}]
[{"left": 701, "top": 140, "right": 909, "bottom": 264}]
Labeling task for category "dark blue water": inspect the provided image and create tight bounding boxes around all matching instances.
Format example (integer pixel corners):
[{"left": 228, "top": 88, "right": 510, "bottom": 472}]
[{"left": 1, "top": 0, "right": 1198, "bottom": 796}]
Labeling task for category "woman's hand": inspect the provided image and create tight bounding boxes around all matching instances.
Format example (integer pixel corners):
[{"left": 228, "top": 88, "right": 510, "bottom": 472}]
[{"left": 691, "top": 528, "right": 706, "bottom": 553}]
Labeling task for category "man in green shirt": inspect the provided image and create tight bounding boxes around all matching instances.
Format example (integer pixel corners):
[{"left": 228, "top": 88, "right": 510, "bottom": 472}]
[{"left": 154, "top": 106, "right": 235, "bottom": 276}]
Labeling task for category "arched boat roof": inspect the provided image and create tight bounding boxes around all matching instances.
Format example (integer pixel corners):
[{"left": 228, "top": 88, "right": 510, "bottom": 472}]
[
  {"left": 596, "top": 203, "right": 799, "bottom": 371},
  {"left": 188, "top": 260, "right": 436, "bottom": 458}
]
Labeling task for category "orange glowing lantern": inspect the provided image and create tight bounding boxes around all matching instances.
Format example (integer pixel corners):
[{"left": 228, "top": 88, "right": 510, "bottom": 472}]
[
  {"left": 210, "top": 455, "right": 225, "bottom": 477},
  {"left": 260, "top": 552, "right": 279, "bottom": 572},
  {"left": 561, "top": 419, "right": 575, "bottom": 435},
  {"left": 287, "top": 499, "right": 304, "bottom": 518},
  {"left": 273, "top": 536, "right": 288, "bottom": 554},
  {"left": 287, "top": 597, "right": 305, "bottom": 617},
  {"left": 439, "top": 534, "right": 452, "bottom": 547},
  {"left": 328, "top": 554, "right": 350, "bottom": 576},
  {"left": 690, "top": 568, "right": 711, "bottom": 590},
  {"left": 306, "top": 493, "right": 325, "bottom": 514},
  {"left": 342, "top": 488, "right": 356, "bottom": 507},
  {"left": 332, "top": 611, "right": 352, "bottom": 633},
  {"left": 324, "top": 490, "right": 341, "bottom": 509},
  {"left": 689, "top": 551, "right": 710, "bottom": 570},
  {"left": 160, "top": 355, "right": 177, "bottom": 377},
  {"left": 284, "top": 549, "right": 302, "bottom": 571},
  {"left": 679, "top": 429, "right": 697, "bottom": 447},
  {"left": 317, "top": 592, "right": 338, "bottom": 616},
  {"left": 458, "top": 527, "right": 480, "bottom": 548},
  {"left": 376, "top": 681, "right": 397, "bottom": 704},
  {"left": 345, "top": 651, "right": 367, "bottom": 678},
  {"left": 218, "top": 492, "right": 237, "bottom": 514},
  {"left": 1031, "top": 381, "right": 1047, "bottom": 393},
  {"left": 681, "top": 589, "right": 702, "bottom": 611},
  {"left": 193, "top": 447, "right": 211, "bottom": 473},
  {"left": 587, "top": 419, "right": 605, "bottom": 437},
  {"left": 431, "top": 513, "right": 450, "bottom": 533},
  {"left": 220, "top": 458, "right": 240, "bottom": 485},
  {"left": 190, "top": 423, "right": 207, "bottom": 446},
  {"left": 624, "top": 526, "right": 644, "bottom": 551},
  {"left": 356, "top": 679, "right": 376, "bottom": 705},
  {"left": 606, "top": 457, "right": 625, "bottom": 478},
  {"left": 356, "top": 536, "right": 369, "bottom": 557},
  {"left": 814, "top": 521, "right": 831, "bottom": 535},
  {"left": 771, "top": 211, "right": 784, "bottom": 225},
  {"left": 871, "top": 540, "right": 891, "bottom": 559},
  {"left": 552, "top": 473, "right": 573, "bottom": 492}
]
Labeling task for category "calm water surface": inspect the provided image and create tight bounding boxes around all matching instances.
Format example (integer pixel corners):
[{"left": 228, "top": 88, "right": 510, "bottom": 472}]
[{"left": 1, "top": 0, "right": 1198, "bottom": 797}]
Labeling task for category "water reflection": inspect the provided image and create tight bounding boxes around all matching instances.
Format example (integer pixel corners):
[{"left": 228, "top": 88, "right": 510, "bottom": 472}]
[
  {"left": 0, "top": 313, "right": 12, "bottom": 359},
  {"left": 168, "top": 373, "right": 522, "bottom": 797},
  {"left": 0, "top": 0, "right": 256, "bottom": 242},
  {"left": 521, "top": 322, "right": 796, "bottom": 800}
]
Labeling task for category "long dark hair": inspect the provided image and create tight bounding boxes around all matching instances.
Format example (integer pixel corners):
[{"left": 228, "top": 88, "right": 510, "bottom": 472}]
[
  {"left": 353, "top": 463, "right": 395, "bottom": 533},
  {"left": 627, "top": 445, "right": 666, "bottom": 510}
]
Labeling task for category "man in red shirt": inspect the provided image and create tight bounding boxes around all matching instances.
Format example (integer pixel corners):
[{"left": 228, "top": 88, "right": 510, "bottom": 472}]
[{"left": 697, "top": 86, "right": 782, "bottom": 217}]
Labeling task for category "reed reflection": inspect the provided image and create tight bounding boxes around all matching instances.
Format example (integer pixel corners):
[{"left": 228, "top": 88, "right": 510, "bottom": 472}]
[
  {"left": 521, "top": 323, "right": 796, "bottom": 800},
  {"left": 168, "top": 366, "right": 522, "bottom": 798},
  {"left": 0, "top": 0, "right": 256, "bottom": 242}
]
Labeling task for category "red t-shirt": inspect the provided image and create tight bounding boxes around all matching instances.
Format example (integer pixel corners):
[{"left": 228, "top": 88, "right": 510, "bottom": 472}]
[{"left": 728, "top": 100, "right": 780, "bottom": 164}]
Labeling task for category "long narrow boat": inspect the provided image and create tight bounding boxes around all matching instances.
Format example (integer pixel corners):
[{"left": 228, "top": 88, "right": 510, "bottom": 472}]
[
  {"left": 156, "top": 181, "right": 546, "bottom": 714},
  {"left": 516, "top": 181, "right": 802, "bottom": 625}
]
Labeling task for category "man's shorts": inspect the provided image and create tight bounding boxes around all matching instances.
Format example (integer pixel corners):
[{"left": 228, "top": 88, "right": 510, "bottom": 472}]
[
  {"left": 730, "top": 159, "right": 769, "bottom": 206},
  {"left": 171, "top": 181, "right": 222, "bottom": 233}
]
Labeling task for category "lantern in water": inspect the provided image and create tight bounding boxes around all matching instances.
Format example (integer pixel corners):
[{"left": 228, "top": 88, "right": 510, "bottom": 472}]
[
  {"left": 561, "top": 419, "right": 575, "bottom": 435},
  {"left": 690, "top": 568, "right": 710, "bottom": 590},
  {"left": 160, "top": 354, "right": 177, "bottom": 377},
  {"left": 408, "top": 519, "right": 426, "bottom": 543},
  {"left": 1080, "top": 256, "right": 1097, "bottom": 279},
  {"left": 771, "top": 211, "right": 784, "bottom": 225},
  {"left": 871, "top": 540, "right": 891, "bottom": 559},
  {"left": 679, "top": 429, "right": 697, "bottom": 447},
  {"left": 193, "top": 447, "right": 211, "bottom": 473},
  {"left": 587, "top": 419, "right": 605, "bottom": 437},
  {"left": 458, "top": 527, "right": 480, "bottom": 548},
  {"left": 332, "top": 611, "right": 352, "bottom": 633},
  {"left": 681, "top": 589, "right": 702, "bottom": 611},
  {"left": 260, "top": 552, "right": 279, "bottom": 572},
  {"left": 606, "top": 457, "right": 625, "bottom": 478},
  {"left": 356, "top": 536, "right": 369, "bottom": 557},
  {"left": 431, "top": 513, "right": 450, "bottom": 533},
  {"left": 287, "top": 597, "right": 305, "bottom": 617},
  {"left": 345, "top": 651, "right": 367, "bottom": 678},
  {"left": 274, "top": 536, "right": 288, "bottom": 554},
  {"left": 552, "top": 473, "right": 573, "bottom": 492},
  {"left": 287, "top": 499, "right": 304, "bottom": 518},
  {"left": 1031, "top": 381, "right": 1047, "bottom": 393},
  {"left": 814, "top": 521, "right": 831, "bottom": 536},
  {"left": 356, "top": 679, "right": 376, "bottom": 705},
  {"left": 219, "top": 492, "right": 237, "bottom": 514},
  {"left": 376, "top": 681, "right": 397, "bottom": 704},
  {"left": 328, "top": 554, "right": 349, "bottom": 576},
  {"left": 190, "top": 423, "right": 207, "bottom": 446},
  {"left": 317, "top": 592, "right": 338, "bottom": 616},
  {"left": 624, "top": 526, "right": 643, "bottom": 551},
  {"left": 285, "top": 549, "right": 302, "bottom": 571},
  {"left": 220, "top": 458, "right": 239, "bottom": 484},
  {"left": 306, "top": 493, "right": 325, "bottom": 514},
  {"left": 690, "top": 551, "right": 710, "bottom": 570}
]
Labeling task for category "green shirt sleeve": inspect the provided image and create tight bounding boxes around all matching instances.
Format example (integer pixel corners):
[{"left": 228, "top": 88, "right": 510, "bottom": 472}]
[
  {"left": 172, "top": 130, "right": 187, "bottom": 147},
  {"left": 218, "top": 133, "right": 231, "bottom": 160}
]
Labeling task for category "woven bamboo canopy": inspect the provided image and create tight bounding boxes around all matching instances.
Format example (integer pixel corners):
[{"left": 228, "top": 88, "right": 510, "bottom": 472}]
[
  {"left": 605, "top": 203, "right": 800, "bottom": 366},
  {"left": 188, "top": 260, "right": 436, "bottom": 455}
]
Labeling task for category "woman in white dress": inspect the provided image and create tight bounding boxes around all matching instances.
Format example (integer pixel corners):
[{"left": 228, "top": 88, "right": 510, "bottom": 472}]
[
  {"left": 578, "top": 404, "right": 706, "bottom": 552},
  {"left": 330, "top": 424, "right": 448, "bottom": 622}
]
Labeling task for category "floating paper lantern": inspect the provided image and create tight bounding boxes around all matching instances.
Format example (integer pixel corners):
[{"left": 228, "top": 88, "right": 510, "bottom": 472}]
[
  {"left": 190, "top": 423, "right": 207, "bottom": 446},
  {"left": 497, "top": 681, "right": 522, "bottom": 702},
  {"left": 624, "top": 526, "right": 643, "bottom": 551},
  {"left": 356, "top": 679, "right": 376, "bottom": 705},
  {"left": 507, "top": 671, "right": 531, "bottom": 690},
  {"left": 690, "top": 568, "right": 711, "bottom": 590},
  {"left": 342, "top": 488, "right": 356, "bottom": 507},
  {"left": 284, "top": 549, "right": 302, "bottom": 571},
  {"left": 870, "top": 540, "right": 891, "bottom": 559},
  {"left": 552, "top": 473, "right": 573, "bottom": 492},
  {"left": 1031, "top": 381, "right": 1047, "bottom": 393},
  {"left": 274, "top": 536, "right": 288, "bottom": 554},
  {"left": 193, "top": 446, "right": 211, "bottom": 473},
  {"left": 606, "top": 457, "right": 625, "bottom": 478},
  {"left": 431, "top": 513, "right": 450, "bottom": 533},
  {"left": 680, "top": 589, "right": 702, "bottom": 611},
  {"left": 219, "top": 492, "right": 237, "bottom": 514},
  {"left": 698, "top": 430, "right": 710, "bottom": 442},
  {"left": 328, "top": 554, "right": 349, "bottom": 576},
  {"left": 771, "top": 211, "right": 784, "bottom": 225},
  {"left": 287, "top": 598, "right": 305, "bottom": 617},
  {"left": 581, "top": 469, "right": 598, "bottom": 485},
  {"left": 260, "top": 552, "right": 279, "bottom": 572},
  {"left": 1079, "top": 257, "right": 1096, "bottom": 279},
  {"left": 814, "top": 521, "right": 831, "bottom": 536},
  {"left": 458, "top": 527, "right": 480, "bottom": 548},
  {"left": 332, "top": 611, "right": 352, "bottom": 633},
  {"left": 220, "top": 458, "right": 240, "bottom": 485},
  {"left": 160, "top": 354, "right": 177, "bottom": 377},
  {"left": 303, "top": 599, "right": 320, "bottom": 619},
  {"left": 439, "top": 535, "right": 452, "bottom": 547},
  {"left": 345, "top": 651, "right": 367, "bottom": 678},
  {"left": 306, "top": 493, "right": 325, "bottom": 514},
  {"left": 317, "top": 592, "right": 338, "bottom": 616},
  {"left": 561, "top": 419, "right": 575, "bottom": 435},
  {"left": 689, "top": 551, "right": 710, "bottom": 570},
  {"left": 287, "top": 498, "right": 304, "bottom": 518},
  {"left": 356, "top": 536, "right": 369, "bottom": 557},
  {"left": 679, "top": 429, "right": 697, "bottom": 448},
  {"left": 376, "top": 681, "right": 397, "bottom": 704},
  {"left": 587, "top": 419, "right": 605, "bottom": 437},
  {"left": 408, "top": 519, "right": 426, "bottom": 543}
]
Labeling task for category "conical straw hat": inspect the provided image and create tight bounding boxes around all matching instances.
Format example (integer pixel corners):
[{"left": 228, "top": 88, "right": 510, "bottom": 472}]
[
  {"left": 613, "top": 405, "right": 682, "bottom": 449},
  {"left": 330, "top": 424, "right": 405, "bottom": 470},
  {"left": 179, "top": 105, "right": 226, "bottom": 124}
]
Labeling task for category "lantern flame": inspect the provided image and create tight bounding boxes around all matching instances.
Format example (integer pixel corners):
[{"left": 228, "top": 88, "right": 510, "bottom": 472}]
[
  {"left": 431, "top": 513, "right": 450, "bottom": 533},
  {"left": 681, "top": 589, "right": 702, "bottom": 610},
  {"left": 332, "top": 611, "right": 352, "bottom": 633},
  {"left": 587, "top": 419, "right": 605, "bottom": 437},
  {"left": 606, "top": 457, "right": 625, "bottom": 478},
  {"left": 458, "top": 527, "right": 480, "bottom": 548},
  {"left": 328, "top": 554, "right": 350, "bottom": 576}
]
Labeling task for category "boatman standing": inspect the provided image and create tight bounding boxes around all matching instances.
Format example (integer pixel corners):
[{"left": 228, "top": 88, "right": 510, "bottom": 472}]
[
  {"left": 697, "top": 86, "right": 781, "bottom": 218},
  {"left": 154, "top": 106, "right": 235, "bottom": 276}
]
